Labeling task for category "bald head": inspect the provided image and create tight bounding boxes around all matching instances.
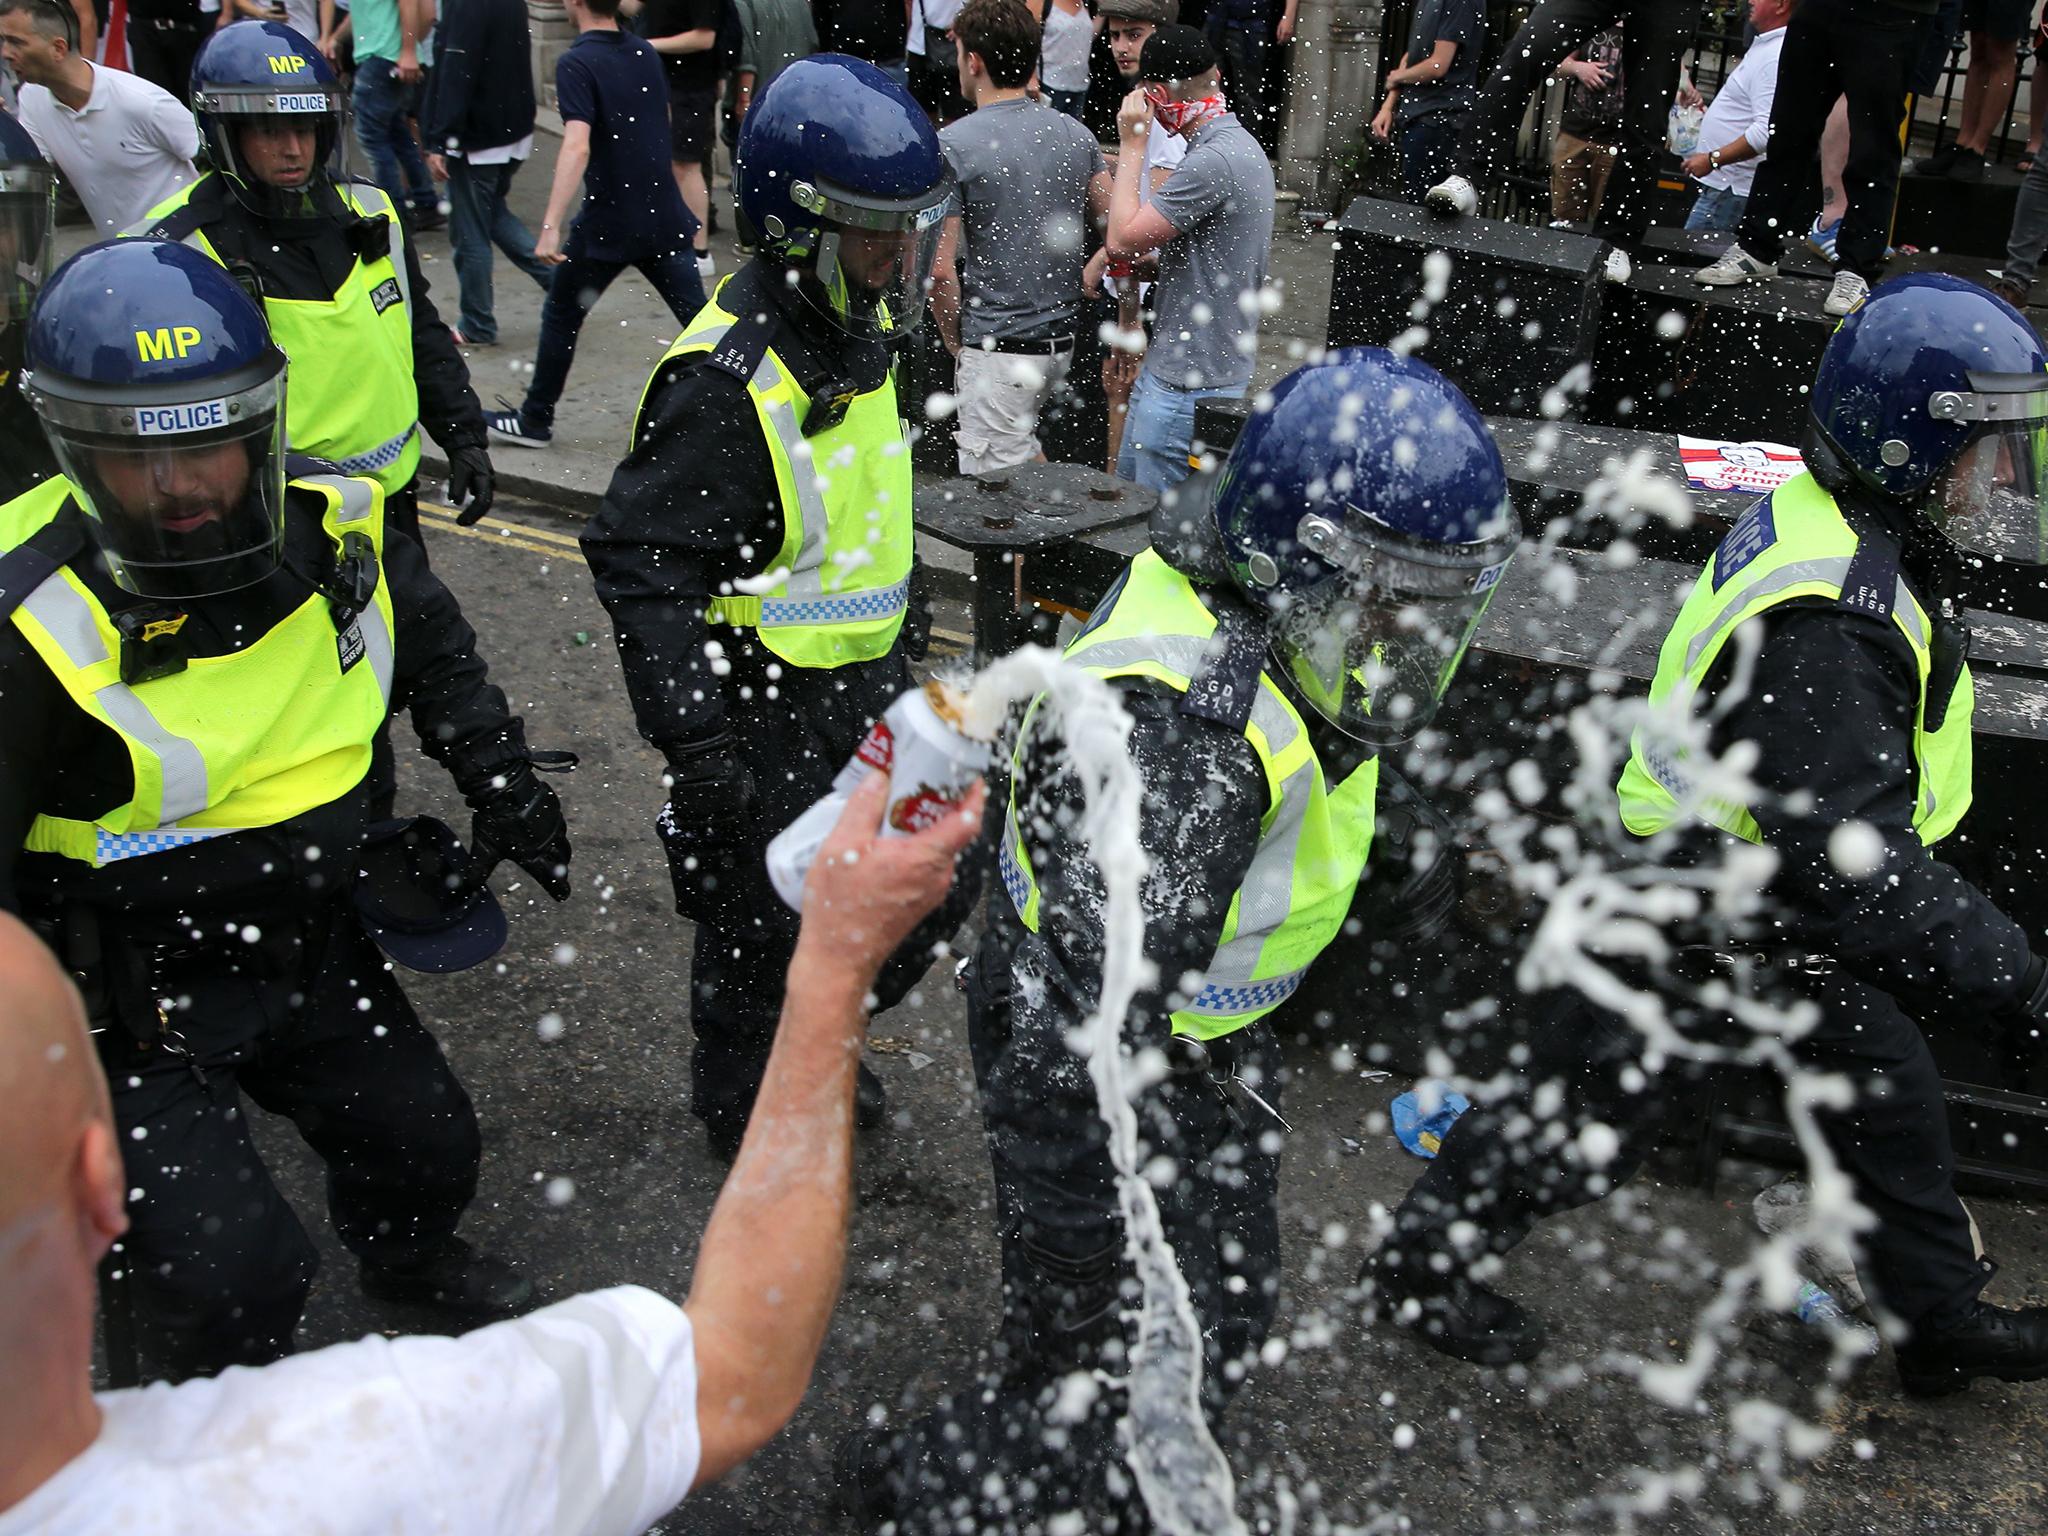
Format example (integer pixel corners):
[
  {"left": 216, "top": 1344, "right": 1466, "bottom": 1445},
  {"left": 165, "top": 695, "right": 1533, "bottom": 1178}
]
[{"left": 0, "top": 912, "right": 111, "bottom": 1233}]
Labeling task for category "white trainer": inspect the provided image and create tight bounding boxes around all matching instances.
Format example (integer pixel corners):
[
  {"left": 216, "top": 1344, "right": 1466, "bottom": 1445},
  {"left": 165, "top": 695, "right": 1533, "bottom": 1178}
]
[
  {"left": 1424, "top": 175, "right": 1478, "bottom": 216},
  {"left": 1824, "top": 270, "right": 1870, "bottom": 317},
  {"left": 696, "top": 250, "right": 716, "bottom": 282},
  {"left": 1694, "top": 246, "right": 1777, "bottom": 287}
]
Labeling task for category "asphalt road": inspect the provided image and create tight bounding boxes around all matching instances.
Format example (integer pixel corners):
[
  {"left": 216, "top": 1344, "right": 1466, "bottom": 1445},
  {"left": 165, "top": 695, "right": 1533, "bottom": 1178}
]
[{"left": 234, "top": 494, "right": 2048, "bottom": 1536}]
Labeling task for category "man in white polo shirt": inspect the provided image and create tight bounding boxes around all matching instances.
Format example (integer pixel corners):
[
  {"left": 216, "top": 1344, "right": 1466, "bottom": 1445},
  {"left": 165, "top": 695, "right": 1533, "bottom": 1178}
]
[
  {"left": 0, "top": 770, "right": 985, "bottom": 1536},
  {"left": 1679, "top": 0, "right": 1791, "bottom": 234},
  {"left": 0, "top": 0, "right": 198, "bottom": 235}
]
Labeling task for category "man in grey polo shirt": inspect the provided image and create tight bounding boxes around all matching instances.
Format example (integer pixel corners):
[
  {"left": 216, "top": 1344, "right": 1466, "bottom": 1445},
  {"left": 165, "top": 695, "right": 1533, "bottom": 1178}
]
[
  {"left": 930, "top": 0, "right": 1109, "bottom": 476},
  {"left": 1103, "top": 24, "right": 1273, "bottom": 490}
]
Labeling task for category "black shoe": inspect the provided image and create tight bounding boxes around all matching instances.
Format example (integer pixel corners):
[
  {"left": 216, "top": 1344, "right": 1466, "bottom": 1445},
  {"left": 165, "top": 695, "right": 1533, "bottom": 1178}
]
[
  {"left": 833, "top": 1426, "right": 900, "bottom": 1525},
  {"left": 1914, "top": 142, "right": 1962, "bottom": 177},
  {"left": 359, "top": 1237, "right": 534, "bottom": 1317},
  {"left": 857, "top": 1059, "right": 889, "bottom": 1134},
  {"left": 411, "top": 205, "right": 448, "bottom": 233},
  {"left": 1896, "top": 1301, "right": 2048, "bottom": 1397},
  {"left": 1947, "top": 148, "right": 1988, "bottom": 183},
  {"left": 1367, "top": 1253, "right": 1548, "bottom": 1366}
]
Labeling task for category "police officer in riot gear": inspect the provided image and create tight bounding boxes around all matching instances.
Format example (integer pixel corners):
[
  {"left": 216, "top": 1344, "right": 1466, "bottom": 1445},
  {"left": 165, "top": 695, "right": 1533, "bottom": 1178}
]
[
  {"left": 0, "top": 106, "right": 56, "bottom": 501},
  {"left": 130, "top": 21, "right": 495, "bottom": 544},
  {"left": 1371, "top": 273, "right": 2048, "bottom": 1395},
  {"left": 0, "top": 239, "right": 572, "bottom": 1380},
  {"left": 583, "top": 54, "right": 966, "bottom": 1161},
  {"left": 837, "top": 351, "right": 1518, "bottom": 1531}
]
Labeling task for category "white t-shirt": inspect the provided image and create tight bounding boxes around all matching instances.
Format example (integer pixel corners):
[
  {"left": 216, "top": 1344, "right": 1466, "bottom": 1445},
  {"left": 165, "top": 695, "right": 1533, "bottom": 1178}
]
[
  {"left": 1142, "top": 118, "right": 1186, "bottom": 206},
  {"left": 0, "top": 1286, "right": 702, "bottom": 1536},
  {"left": 1693, "top": 24, "right": 1785, "bottom": 200},
  {"left": 15, "top": 63, "right": 199, "bottom": 235}
]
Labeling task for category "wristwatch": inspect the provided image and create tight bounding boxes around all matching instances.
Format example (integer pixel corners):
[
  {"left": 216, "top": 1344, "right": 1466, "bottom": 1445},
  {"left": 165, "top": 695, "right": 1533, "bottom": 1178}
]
[{"left": 1708, "top": 148, "right": 1723, "bottom": 170}]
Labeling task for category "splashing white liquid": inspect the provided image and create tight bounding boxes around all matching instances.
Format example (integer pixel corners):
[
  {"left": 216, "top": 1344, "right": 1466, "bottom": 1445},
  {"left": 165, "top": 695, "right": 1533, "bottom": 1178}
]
[{"left": 967, "top": 648, "right": 1250, "bottom": 1536}]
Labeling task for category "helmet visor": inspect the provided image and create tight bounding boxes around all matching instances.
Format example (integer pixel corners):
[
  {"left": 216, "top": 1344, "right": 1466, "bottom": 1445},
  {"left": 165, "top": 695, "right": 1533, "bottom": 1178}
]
[
  {"left": 44, "top": 377, "right": 288, "bottom": 599},
  {"left": 0, "top": 162, "right": 54, "bottom": 325},
  {"left": 1270, "top": 511, "right": 1516, "bottom": 745},
  {"left": 804, "top": 174, "right": 953, "bottom": 340},
  {"left": 1928, "top": 373, "right": 2048, "bottom": 563},
  {"left": 197, "top": 83, "right": 346, "bottom": 201}
]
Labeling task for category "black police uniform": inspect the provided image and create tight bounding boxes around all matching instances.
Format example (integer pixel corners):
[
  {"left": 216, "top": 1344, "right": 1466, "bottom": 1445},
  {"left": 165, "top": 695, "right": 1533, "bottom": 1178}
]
[
  {"left": 137, "top": 174, "right": 489, "bottom": 548},
  {"left": 1379, "top": 509, "right": 2047, "bottom": 1350},
  {"left": 583, "top": 260, "right": 964, "bottom": 1156},
  {"left": 847, "top": 519, "right": 1352, "bottom": 1533},
  {"left": 0, "top": 478, "right": 544, "bottom": 1378}
]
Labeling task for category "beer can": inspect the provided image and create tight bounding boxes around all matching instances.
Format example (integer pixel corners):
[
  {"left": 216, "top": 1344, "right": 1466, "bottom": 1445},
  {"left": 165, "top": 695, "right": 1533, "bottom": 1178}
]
[{"left": 765, "top": 679, "right": 989, "bottom": 909}]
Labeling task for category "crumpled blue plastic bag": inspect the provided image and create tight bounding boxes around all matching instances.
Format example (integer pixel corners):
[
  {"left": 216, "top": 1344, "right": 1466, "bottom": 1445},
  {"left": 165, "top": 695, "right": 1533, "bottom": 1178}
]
[{"left": 1391, "top": 1082, "right": 1471, "bottom": 1159}]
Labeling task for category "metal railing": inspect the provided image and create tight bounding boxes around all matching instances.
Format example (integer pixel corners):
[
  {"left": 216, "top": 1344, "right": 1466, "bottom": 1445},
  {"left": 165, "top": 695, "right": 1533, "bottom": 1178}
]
[{"left": 1356, "top": 2, "right": 2042, "bottom": 227}]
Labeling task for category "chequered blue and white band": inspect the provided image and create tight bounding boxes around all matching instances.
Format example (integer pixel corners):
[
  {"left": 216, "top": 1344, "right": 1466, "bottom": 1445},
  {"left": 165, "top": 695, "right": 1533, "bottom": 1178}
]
[
  {"left": 757, "top": 579, "right": 911, "bottom": 629},
  {"left": 998, "top": 832, "right": 1030, "bottom": 912},
  {"left": 1185, "top": 970, "right": 1306, "bottom": 1017},
  {"left": 329, "top": 425, "right": 418, "bottom": 477},
  {"left": 96, "top": 826, "right": 233, "bottom": 865}
]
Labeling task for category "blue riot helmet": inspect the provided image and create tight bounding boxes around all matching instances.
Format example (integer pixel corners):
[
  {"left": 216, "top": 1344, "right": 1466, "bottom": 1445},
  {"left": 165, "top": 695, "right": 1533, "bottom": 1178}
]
[
  {"left": 191, "top": 21, "right": 346, "bottom": 216},
  {"left": 0, "top": 108, "right": 53, "bottom": 330},
  {"left": 22, "top": 240, "right": 289, "bottom": 600},
  {"left": 1211, "top": 350, "right": 1518, "bottom": 746},
  {"left": 1806, "top": 272, "right": 2048, "bottom": 564},
  {"left": 735, "top": 54, "right": 954, "bottom": 340}
]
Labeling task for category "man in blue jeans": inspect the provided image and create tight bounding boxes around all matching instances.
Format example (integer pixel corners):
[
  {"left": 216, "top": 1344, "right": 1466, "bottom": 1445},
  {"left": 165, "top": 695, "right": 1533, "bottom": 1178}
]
[
  {"left": 349, "top": 0, "right": 443, "bottom": 231},
  {"left": 488, "top": 0, "right": 703, "bottom": 448},
  {"left": 1103, "top": 26, "right": 1272, "bottom": 490},
  {"left": 422, "top": 0, "right": 553, "bottom": 345}
]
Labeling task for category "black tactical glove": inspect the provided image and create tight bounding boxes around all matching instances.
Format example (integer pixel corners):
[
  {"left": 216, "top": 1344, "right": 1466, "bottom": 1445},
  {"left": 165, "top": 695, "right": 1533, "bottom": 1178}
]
[
  {"left": 467, "top": 763, "right": 573, "bottom": 900},
  {"left": 656, "top": 733, "right": 773, "bottom": 933},
  {"left": 447, "top": 443, "right": 497, "bottom": 527}
]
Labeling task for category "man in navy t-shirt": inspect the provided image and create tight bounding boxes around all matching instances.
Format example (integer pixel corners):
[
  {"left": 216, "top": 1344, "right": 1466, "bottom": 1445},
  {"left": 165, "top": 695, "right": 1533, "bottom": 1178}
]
[{"left": 488, "top": 0, "right": 705, "bottom": 449}]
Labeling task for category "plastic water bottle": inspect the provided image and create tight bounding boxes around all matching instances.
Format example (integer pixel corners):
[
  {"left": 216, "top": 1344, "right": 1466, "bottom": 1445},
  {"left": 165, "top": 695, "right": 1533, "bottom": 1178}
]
[
  {"left": 1794, "top": 1281, "right": 1849, "bottom": 1327},
  {"left": 1794, "top": 1281, "right": 1881, "bottom": 1357}
]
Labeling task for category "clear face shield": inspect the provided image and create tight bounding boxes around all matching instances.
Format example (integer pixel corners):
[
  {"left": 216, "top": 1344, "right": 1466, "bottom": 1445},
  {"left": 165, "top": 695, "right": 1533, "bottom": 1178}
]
[
  {"left": 196, "top": 82, "right": 346, "bottom": 210},
  {"left": 791, "top": 174, "right": 953, "bottom": 341},
  {"left": 0, "top": 158, "right": 53, "bottom": 330},
  {"left": 1927, "top": 375, "right": 2048, "bottom": 565},
  {"left": 29, "top": 370, "right": 289, "bottom": 600},
  {"left": 1269, "top": 507, "right": 1517, "bottom": 746}
]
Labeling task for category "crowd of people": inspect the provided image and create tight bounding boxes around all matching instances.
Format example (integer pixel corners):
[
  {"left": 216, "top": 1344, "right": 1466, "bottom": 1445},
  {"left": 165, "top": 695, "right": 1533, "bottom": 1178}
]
[{"left": 6, "top": 3, "right": 2048, "bottom": 1535}]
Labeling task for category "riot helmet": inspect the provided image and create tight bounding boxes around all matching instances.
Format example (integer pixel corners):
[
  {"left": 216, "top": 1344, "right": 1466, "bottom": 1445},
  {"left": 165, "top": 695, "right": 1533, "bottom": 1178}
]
[
  {"left": 734, "top": 54, "right": 954, "bottom": 341},
  {"left": 22, "top": 239, "right": 289, "bottom": 600},
  {"left": 1209, "top": 350, "right": 1518, "bottom": 746},
  {"left": 1806, "top": 272, "right": 2048, "bottom": 565},
  {"left": 191, "top": 21, "right": 346, "bottom": 217},
  {"left": 0, "top": 108, "right": 52, "bottom": 337}
]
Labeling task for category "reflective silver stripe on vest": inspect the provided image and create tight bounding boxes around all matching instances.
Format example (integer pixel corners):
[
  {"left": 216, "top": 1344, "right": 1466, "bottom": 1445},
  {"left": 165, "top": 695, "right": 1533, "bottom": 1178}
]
[
  {"left": 349, "top": 184, "right": 412, "bottom": 314},
  {"left": 18, "top": 575, "right": 212, "bottom": 823},
  {"left": 1068, "top": 633, "right": 1302, "bottom": 757},
  {"left": 1066, "top": 631, "right": 1320, "bottom": 1018},
  {"left": 1684, "top": 558, "right": 1928, "bottom": 675},
  {"left": 323, "top": 424, "right": 418, "bottom": 477},
  {"left": 750, "top": 352, "right": 834, "bottom": 600},
  {"left": 298, "top": 472, "right": 397, "bottom": 704}
]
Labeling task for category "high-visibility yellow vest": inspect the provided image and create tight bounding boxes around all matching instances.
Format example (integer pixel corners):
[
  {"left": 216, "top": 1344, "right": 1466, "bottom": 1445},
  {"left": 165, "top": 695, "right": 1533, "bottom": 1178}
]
[
  {"left": 0, "top": 472, "right": 397, "bottom": 867},
  {"left": 631, "top": 279, "right": 912, "bottom": 669},
  {"left": 132, "top": 176, "right": 423, "bottom": 494},
  {"left": 1617, "top": 472, "right": 1974, "bottom": 846},
  {"left": 999, "top": 549, "right": 1380, "bottom": 1040}
]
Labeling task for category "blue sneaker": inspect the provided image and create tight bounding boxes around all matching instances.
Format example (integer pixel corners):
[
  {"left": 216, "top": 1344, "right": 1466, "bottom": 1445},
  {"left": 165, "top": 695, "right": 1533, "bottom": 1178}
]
[
  {"left": 486, "top": 404, "right": 550, "bottom": 450},
  {"left": 1805, "top": 216, "right": 1841, "bottom": 262}
]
